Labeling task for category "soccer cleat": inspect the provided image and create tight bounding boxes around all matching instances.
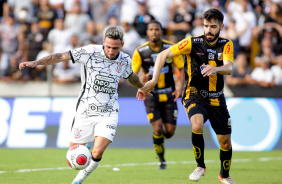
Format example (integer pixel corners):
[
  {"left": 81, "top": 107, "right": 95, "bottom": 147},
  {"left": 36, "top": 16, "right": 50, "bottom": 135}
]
[
  {"left": 72, "top": 182, "right": 81, "bottom": 184},
  {"left": 189, "top": 167, "right": 206, "bottom": 181},
  {"left": 218, "top": 173, "right": 236, "bottom": 184},
  {"left": 158, "top": 162, "right": 167, "bottom": 170}
]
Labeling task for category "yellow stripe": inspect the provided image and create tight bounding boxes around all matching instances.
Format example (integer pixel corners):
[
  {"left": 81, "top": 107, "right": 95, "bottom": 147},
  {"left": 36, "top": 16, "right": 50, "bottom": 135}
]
[
  {"left": 159, "top": 94, "right": 168, "bottom": 102},
  {"left": 210, "top": 98, "right": 220, "bottom": 106},
  {"left": 208, "top": 60, "right": 217, "bottom": 91},
  {"left": 220, "top": 147, "right": 230, "bottom": 151},
  {"left": 157, "top": 73, "right": 165, "bottom": 88},
  {"left": 184, "top": 55, "right": 192, "bottom": 100},
  {"left": 153, "top": 134, "right": 164, "bottom": 139},
  {"left": 192, "top": 131, "right": 203, "bottom": 135}
]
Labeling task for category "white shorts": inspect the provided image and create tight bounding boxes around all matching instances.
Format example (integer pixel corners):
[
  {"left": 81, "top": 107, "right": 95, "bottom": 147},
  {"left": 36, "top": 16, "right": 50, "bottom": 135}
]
[{"left": 70, "top": 112, "right": 118, "bottom": 143}]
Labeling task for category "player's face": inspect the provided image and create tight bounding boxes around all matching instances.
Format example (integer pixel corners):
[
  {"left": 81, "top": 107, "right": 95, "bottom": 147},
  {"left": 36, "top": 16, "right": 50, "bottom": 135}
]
[
  {"left": 103, "top": 37, "right": 124, "bottom": 60},
  {"left": 146, "top": 23, "right": 162, "bottom": 43},
  {"left": 203, "top": 19, "right": 223, "bottom": 44}
]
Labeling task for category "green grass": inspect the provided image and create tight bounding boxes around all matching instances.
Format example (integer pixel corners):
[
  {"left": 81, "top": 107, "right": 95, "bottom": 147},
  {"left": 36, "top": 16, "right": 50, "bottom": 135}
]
[{"left": 1, "top": 148, "right": 282, "bottom": 184}]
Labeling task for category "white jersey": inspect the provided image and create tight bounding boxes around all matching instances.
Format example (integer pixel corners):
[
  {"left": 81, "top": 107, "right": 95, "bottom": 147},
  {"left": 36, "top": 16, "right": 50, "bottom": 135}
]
[{"left": 70, "top": 44, "right": 133, "bottom": 116}]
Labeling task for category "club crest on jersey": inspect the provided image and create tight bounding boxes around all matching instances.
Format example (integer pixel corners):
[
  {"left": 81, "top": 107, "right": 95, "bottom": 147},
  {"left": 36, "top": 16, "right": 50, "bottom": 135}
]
[
  {"left": 179, "top": 40, "right": 189, "bottom": 50},
  {"left": 115, "top": 62, "right": 124, "bottom": 73},
  {"left": 225, "top": 44, "right": 231, "bottom": 54}
]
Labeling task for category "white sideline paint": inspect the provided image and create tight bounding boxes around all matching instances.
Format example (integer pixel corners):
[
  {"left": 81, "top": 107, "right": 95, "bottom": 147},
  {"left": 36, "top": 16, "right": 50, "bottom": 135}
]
[{"left": 1, "top": 157, "right": 282, "bottom": 174}]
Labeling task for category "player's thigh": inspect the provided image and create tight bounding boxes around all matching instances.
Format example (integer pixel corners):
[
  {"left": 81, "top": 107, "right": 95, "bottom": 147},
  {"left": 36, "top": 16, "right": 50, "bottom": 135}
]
[
  {"left": 184, "top": 98, "right": 208, "bottom": 132},
  {"left": 209, "top": 104, "right": 231, "bottom": 135},
  {"left": 94, "top": 112, "right": 118, "bottom": 142},
  {"left": 70, "top": 114, "right": 96, "bottom": 144},
  {"left": 144, "top": 96, "right": 161, "bottom": 123}
]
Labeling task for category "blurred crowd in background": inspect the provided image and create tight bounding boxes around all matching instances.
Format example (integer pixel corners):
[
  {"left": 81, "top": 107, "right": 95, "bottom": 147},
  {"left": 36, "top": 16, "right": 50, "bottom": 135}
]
[{"left": 0, "top": 0, "right": 281, "bottom": 89}]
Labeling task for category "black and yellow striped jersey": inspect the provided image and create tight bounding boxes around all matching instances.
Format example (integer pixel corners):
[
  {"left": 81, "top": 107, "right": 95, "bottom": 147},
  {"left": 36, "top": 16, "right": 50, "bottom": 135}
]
[
  {"left": 170, "top": 35, "right": 234, "bottom": 106},
  {"left": 132, "top": 40, "right": 184, "bottom": 91}
]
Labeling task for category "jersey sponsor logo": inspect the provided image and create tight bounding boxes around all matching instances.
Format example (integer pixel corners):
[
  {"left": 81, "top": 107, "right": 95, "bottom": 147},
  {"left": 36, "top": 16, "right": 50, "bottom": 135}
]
[
  {"left": 207, "top": 49, "right": 216, "bottom": 54},
  {"left": 115, "top": 62, "right": 124, "bottom": 73},
  {"left": 107, "top": 65, "right": 112, "bottom": 72},
  {"left": 196, "top": 52, "right": 205, "bottom": 56},
  {"left": 163, "top": 43, "right": 172, "bottom": 48},
  {"left": 94, "top": 75, "right": 116, "bottom": 94},
  {"left": 166, "top": 58, "right": 172, "bottom": 63},
  {"left": 173, "top": 109, "right": 178, "bottom": 118},
  {"left": 106, "top": 124, "right": 117, "bottom": 130},
  {"left": 151, "top": 53, "right": 172, "bottom": 64},
  {"left": 89, "top": 104, "right": 113, "bottom": 113},
  {"left": 179, "top": 40, "right": 189, "bottom": 50},
  {"left": 149, "top": 65, "right": 169, "bottom": 74},
  {"left": 138, "top": 45, "right": 149, "bottom": 52},
  {"left": 193, "top": 38, "right": 203, "bottom": 42},
  {"left": 200, "top": 90, "right": 223, "bottom": 98},
  {"left": 72, "top": 49, "right": 87, "bottom": 58},
  {"left": 151, "top": 53, "right": 158, "bottom": 63},
  {"left": 225, "top": 44, "right": 231, "bottom": 54},
  {"left": 218, "top": 52, "right": 223, "bottom": 60},
  {"left": 227, "top": 118, "right": 231, "bottom": 126},
  {"left": 208, "top": 53, "right": 214, "bottom": 60},
  {"left": 219, "top": 39, "right": 227, "bottom": 43}
]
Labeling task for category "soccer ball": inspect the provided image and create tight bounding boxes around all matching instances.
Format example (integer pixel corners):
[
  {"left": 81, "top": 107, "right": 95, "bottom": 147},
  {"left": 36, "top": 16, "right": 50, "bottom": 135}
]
[{"left": 66, "top": 145, "right": 92, "bottom": 170}]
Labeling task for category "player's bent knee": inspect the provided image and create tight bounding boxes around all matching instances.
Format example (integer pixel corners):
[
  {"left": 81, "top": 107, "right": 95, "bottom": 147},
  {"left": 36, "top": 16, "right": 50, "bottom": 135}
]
[
  {"left": 164, "top": 132, "right": 174, "bottom": 139},
  {"left": 92, "top": 149, "right": 105, "bottom": 158}
]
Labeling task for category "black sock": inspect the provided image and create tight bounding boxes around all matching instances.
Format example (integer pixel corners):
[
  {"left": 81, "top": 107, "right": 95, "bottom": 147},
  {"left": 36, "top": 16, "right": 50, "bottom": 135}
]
[
  {"left": 92, "top": 156, "right": 102, "bottom": 162},
  {"left": 153, "top": 134, "right": 165, "bottom": 162},
  {"left": 220, "top": 147, "right": 232, "bottom": 178},
  {"left": 191, "top": 131, "right": 205, "bottom": 168}
]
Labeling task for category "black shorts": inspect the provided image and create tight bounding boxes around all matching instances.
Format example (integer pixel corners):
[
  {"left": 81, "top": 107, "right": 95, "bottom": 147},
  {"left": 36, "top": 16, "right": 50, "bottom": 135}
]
[
  {"left": 183, "top": 95, "right": 231, "bottom": 135},
  {"left": 144, "top": 93, "right": 177, "bottom": 125}
]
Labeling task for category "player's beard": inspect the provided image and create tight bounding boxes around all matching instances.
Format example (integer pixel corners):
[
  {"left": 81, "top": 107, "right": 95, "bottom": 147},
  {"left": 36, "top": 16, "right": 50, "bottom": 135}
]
[{"left": 204, "top": 30, "right": 220, "bottom": 43}]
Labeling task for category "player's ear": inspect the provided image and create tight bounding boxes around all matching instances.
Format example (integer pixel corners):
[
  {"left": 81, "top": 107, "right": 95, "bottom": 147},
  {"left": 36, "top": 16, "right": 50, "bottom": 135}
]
[
  {"left": 121, "top": 41, "right": 124, "bottom": 47},
  {"left": 220, "top": 24, "right": 224, "bottom": 31}
]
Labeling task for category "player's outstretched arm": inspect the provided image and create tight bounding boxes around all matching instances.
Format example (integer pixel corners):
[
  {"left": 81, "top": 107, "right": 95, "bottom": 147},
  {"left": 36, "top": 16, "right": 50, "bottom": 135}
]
[
  {"left": 172, "top": 67, "right": 184, "bottom": 102},
  {"left": 19, "top": 52, "right": 72, "bottom": 70}
]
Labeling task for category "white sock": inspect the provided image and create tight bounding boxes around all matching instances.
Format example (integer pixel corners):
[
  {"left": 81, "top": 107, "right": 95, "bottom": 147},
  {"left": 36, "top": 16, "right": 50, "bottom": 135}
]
[{"left": 73, "top": 158, "right": 101, "bottom": 183}]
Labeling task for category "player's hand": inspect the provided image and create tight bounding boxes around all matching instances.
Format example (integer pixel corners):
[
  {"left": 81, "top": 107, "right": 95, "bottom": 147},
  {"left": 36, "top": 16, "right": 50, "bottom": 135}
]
[
  {"left": 201, "top": 64, "right": 216, "bottom": 77},
  {"left": 142, "top": 72, "right": 150, "bottom": 83},
  {"left": 136, "top": 80, "right": 156, "bottom": 101},
  {"left": 136, "top": 89, "right": 151, "bottom": 101},
  {"left": 172, "top": 89, "right": 182, "bottom": 102},
  {"left": 19, "top": 61, "right": 36, "bottom": 70}
]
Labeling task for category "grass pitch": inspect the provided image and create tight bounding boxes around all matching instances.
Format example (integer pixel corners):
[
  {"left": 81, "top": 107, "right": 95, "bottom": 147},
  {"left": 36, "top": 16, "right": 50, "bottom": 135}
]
[{"left": 1, "top": 148, "right": 282, "bottom": 184}]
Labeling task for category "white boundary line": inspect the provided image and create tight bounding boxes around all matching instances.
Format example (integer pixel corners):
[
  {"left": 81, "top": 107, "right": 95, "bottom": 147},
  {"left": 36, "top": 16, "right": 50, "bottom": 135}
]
[{"left": 1, "top": 157, "right": 281, "bottom": 174}]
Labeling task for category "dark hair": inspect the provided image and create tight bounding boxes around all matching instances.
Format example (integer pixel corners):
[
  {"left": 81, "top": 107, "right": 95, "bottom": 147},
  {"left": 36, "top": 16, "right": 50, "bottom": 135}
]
[
  {"left": 147, "top": 20, "right": 162, "bottom": 30},
  {"left": 105, "top": 26, "right": 124, "bottom": 41},
  {"left": 203, "top": 8, "right": 224, "bottom": 25}
]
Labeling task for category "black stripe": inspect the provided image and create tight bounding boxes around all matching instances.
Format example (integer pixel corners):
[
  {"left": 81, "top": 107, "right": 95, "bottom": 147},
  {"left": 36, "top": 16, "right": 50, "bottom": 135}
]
[
  {"left": 69, "top": 51, "right": 75, "bottom": 64},
  {"left": 75, "top": 65, "right": 87, "bottom": 111}
]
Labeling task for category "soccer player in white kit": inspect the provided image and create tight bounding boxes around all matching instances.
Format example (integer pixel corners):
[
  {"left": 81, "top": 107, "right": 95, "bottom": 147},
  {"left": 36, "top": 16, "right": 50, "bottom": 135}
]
[{"left": 19, "top": 26, "right": 147, "bottom": 184}]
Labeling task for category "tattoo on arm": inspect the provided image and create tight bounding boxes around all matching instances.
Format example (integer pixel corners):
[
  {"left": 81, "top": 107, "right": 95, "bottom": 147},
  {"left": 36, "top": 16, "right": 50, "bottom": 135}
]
[
  {"left": 33, "top": 52, "right": 71, "bottom": 66},
  {"left": 128, "top": 73, "right": 144, "bottom": 88}
]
